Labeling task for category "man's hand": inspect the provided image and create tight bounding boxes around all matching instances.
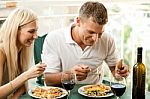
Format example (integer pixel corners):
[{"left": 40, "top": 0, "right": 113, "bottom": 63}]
[
  {"left": 115, "top": 59, "right": 130, "bottom": 80},
  {"left": 72, "top": 64, "right": 90, "bottom": 81}
]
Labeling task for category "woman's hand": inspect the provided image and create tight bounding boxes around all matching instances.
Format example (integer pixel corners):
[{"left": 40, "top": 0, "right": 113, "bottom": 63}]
[{"left": 24, "top": 62, "right": 47, "bottom": 80}]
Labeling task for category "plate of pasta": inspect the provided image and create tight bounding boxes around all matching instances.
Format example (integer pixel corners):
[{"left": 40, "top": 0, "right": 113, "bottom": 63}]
[
  {"left": 78, "top": 84, "right": 114, "bottom": 98},
  {"left": 28, "top": 86, "right": 68, "bottom": 99}
]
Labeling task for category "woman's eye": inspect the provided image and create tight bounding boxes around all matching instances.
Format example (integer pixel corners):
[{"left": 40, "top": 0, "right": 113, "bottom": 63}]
[
  {"left": 28, "top": 31, "right": 34, "bottom": 33},
  {"left": 28, "top": 30, "right": 37, "bottom": 34}
]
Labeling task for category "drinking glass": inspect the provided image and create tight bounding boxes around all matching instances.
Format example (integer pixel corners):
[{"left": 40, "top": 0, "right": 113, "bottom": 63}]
[
  {"left": 89, "top": 65, "right": 102, "bottom": 84},
  {"left": 40, "top": 54, "right": 47, "bottom": 86},
  {"left": 110, "top": 76, "right": 126, "bottom": 99},
  {"left": 61, "top": 71, "right": 75, "bottom": 99},
  {"left": 41, "top": 73, "right": 47, "bottom": 86}
]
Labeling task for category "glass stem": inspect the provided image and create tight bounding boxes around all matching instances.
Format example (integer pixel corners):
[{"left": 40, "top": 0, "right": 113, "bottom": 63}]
[
  {"left": 42, "top": 74, "right": 46, "bottom": 87},
  {"left": 67, "top": 90, "right": 70, "bottom": 99},
  {"left": 117, "top": 96, "right": 120, "bottom": 99}
]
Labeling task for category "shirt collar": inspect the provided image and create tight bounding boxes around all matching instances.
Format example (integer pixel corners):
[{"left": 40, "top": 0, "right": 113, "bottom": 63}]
[{"left": 65, "top": 23, "right": 76, "bottom": 44}]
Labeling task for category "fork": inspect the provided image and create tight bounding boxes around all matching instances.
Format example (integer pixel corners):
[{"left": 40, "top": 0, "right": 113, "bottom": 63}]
[{"left": 89, "top": 65, "right": 101, "bottom": 76}]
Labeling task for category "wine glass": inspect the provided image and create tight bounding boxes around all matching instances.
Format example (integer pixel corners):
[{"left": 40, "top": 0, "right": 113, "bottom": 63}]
[
  {"left": 41, "top": 73, "right": 47, "bottom": 86},
  {"left": 110, "top": 76, "right": 126, "bottom": 99},
  {"left": 61, "top": 71, "right": 76, "bottom": 99},
  {"left": 89, "top": 65, "right": 102, "bottom": 84},
  {"left": 40, "top": 54, "right": 47, "bottom": 86}
]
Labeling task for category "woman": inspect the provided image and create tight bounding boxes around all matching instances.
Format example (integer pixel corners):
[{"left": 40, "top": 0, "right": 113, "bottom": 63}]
[{"left": 0, "top": 8, "right": 46, "bottom": 98}]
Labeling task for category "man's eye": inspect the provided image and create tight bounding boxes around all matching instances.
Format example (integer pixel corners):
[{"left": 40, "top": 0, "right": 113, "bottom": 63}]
[
  {"left": 88, "top": 31, "right": 94, "bottom": 34},
  {"left": 90, "top": 32, "right": 96, "bottom": 34}
]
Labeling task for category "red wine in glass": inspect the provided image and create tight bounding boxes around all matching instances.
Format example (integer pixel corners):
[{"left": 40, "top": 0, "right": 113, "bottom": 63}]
[
  {"left": 61, "top": 71, "right": 75, "bottom": 99},
  {"left": 62, "top": 80, "right": 75, "bottom": 90},
  {"left": 110, "top": 76, "right": 126, "bottom": 99},
  {"left": 111, "top": 83, "right": 126, "bottom": 97}
]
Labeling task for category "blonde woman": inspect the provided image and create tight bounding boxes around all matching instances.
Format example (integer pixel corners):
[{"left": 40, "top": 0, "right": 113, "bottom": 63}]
[{"left": 0, "top": 8, "right": 46, "bottom": 98}]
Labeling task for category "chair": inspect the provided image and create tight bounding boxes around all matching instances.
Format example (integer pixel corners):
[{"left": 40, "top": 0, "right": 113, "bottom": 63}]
[{"left": 34, "top": 34, "right": 47, "bottom": 85}]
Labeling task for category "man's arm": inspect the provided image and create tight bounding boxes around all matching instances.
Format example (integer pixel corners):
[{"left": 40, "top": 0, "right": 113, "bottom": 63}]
[
  {"left": 44, "top": 64, "right": 90, "bottom": 86},
  {"left": 109, "top": 66, "right": 115, "bottom": 77},
  {"left": 109, "top": 60, "right": 129, "bottom": 80},
  {"left": 45, "top": 72, "right": 62, "bottom": 86}
]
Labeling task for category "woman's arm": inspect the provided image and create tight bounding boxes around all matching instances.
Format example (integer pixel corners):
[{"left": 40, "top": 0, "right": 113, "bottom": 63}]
[
  {"left": 11, "top": 84, "right": 26, "bottom": 99},
  {"left": 0, "top": 68, "right": 28, "bottom": 98},
  {"left": 0, "top": 49, "right": 24, "bottom": 98},
  {"left": 0, "top": 49, "right": 46, "bottom": 98},
  {"left": 0, "top": 63, "right": 46, "bottom": 98}
]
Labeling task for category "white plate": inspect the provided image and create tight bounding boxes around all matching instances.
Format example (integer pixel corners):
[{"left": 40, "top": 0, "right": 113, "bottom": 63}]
[
  {"left": 28, "top": 86, "right": 68, "bottom": 99},
  {"left": 78, "top": 85, "right": 114, "bottom": 98}
]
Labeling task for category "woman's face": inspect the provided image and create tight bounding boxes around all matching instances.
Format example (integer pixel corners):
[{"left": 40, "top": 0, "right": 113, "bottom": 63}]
[{"left": 17, "top": 20, "right": 38, "bottom": 47}]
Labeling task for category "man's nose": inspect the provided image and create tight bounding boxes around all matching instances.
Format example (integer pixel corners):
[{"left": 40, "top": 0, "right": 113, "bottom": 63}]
[{"left": 92, "top": 34, "right": 98, "bottom": 41}]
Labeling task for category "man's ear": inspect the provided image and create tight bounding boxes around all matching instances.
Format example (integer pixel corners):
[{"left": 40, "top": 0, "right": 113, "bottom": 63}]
[{"left": 75, "top": 16, "right": 81, "bottom": 27}]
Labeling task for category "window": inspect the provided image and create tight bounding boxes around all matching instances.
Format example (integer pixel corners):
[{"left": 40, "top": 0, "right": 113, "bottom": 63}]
[{"left": 1, "top": 0, "right": 150, "bottom": 91}]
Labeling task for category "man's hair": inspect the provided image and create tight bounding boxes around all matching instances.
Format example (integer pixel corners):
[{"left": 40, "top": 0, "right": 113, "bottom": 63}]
[{"left": 79, "top": 1, "right": 108, "bottom": 25}]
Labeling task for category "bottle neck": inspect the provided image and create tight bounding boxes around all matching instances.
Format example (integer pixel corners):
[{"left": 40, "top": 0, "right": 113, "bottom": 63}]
[{"left": 137, "top": 54, "right": 142, "bottom": 63}]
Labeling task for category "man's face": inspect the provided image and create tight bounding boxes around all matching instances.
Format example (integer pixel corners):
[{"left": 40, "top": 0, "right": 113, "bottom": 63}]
[{"left": 77, "top": 17, "right": 105, "bottom": 46}]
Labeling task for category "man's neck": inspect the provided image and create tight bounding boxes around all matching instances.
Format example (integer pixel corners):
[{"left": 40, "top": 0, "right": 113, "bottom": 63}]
[{"left": 71, "top": 26, "right": 86, "bottom": 50}]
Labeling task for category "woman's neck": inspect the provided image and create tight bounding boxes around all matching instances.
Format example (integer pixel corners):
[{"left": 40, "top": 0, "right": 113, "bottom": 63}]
[{"left": 16, "top": 43, "right": 22, "bottom": 53}]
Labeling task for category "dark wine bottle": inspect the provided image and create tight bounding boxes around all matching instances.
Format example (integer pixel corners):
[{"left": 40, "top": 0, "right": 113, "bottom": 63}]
[{"left": 132, "top": 47, "right": 146, "bottom": 99}]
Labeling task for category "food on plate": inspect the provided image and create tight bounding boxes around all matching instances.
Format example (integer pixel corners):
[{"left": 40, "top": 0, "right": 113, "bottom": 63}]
[
  {"left": 83, "top": 84, "right": 111, "bottom": 96},
  {"left": 32, "top": 86, "right": 64, "bottom": 98}
]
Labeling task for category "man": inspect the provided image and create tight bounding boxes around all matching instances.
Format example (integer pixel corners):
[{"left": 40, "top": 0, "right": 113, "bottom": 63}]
[{"left": 42, "top": 1, "right": 129, "bottom": 86}]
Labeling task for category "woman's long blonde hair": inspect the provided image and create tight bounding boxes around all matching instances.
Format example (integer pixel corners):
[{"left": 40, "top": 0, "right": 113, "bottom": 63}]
[{"left": 0, "top": 8, "right": 37, "bottom": 81}]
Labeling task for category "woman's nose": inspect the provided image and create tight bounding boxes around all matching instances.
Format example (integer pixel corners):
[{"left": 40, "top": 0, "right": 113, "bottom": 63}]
[{"left": 33, "top": 33, "right": 38, "bottom": 39}]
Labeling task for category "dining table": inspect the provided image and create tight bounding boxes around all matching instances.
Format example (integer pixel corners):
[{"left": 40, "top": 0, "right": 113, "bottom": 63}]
[{"left": 19, "top": 80, "right": 150, "bottom": 99}]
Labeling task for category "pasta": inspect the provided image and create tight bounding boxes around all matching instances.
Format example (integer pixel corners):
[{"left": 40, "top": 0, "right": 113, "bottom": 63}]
[
  {"left": 83, "top": 84, "right": 111, "bottom": 96},
  {"left": 32, "top": 87, "right": 64, "bottom": 99}
]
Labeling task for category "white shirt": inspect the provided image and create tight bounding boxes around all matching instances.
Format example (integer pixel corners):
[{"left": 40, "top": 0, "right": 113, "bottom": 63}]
[{"left": 42, "top": 24, "right": 118, "bottom": 84}]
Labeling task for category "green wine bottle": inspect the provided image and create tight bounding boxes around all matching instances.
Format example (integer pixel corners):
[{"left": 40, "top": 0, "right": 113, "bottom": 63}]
[{"left": 132, "top": 47, "right": 146, "bottom": 99}]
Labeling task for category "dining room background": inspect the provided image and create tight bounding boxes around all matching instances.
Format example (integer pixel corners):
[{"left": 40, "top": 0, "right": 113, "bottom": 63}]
[{"left": 0, "top": 0, "right": 150, "bottom": 91}]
